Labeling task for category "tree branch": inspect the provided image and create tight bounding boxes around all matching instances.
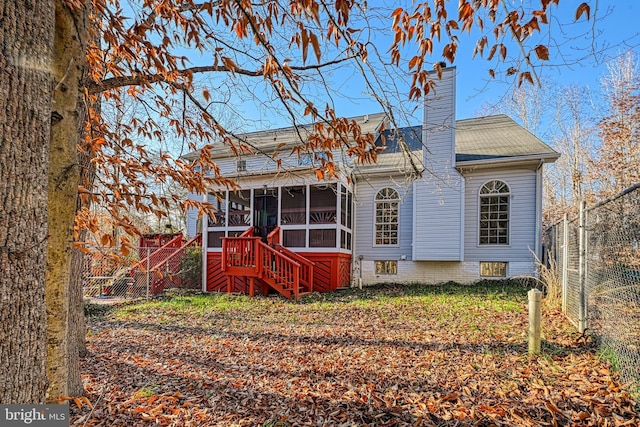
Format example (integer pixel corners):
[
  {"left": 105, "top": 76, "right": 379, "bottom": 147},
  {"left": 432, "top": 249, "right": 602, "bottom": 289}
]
[{"left": 86, "top": 57, "right": 354, "bottom": 94}]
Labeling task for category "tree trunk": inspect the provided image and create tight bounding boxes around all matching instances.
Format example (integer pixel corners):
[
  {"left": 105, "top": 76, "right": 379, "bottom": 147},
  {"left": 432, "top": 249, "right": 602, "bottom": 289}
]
[
  {"left": 67, "top": 239, "right": 88, "bottom": 396},
  {"left": 0, "top": 0, "right": 55, "bottom": 404},
  {"left": 46, "top": 0, "right": 89, "bottom": 400}
]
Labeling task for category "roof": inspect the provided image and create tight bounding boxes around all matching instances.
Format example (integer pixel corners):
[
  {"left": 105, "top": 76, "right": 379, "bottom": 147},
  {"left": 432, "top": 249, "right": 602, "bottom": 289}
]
[
  {"left": 454, "top": 115, "right": 558, "bottom": 163},
  {"left": 183, "top": 112, "right": 558, "bottom": 169},
  {"left": 182, "top": 112, "right": 388, "bottom": 161},
  {"left": 365, "top": 114, "right": 558, "bottom": 170}
]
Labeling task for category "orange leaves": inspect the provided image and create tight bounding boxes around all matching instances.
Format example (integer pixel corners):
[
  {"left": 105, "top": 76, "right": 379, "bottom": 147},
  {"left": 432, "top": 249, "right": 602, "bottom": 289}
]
[
  {"left": 299, "top": 26, "right": 321, "bottom": 64},
  {"left": 57, "top": 395, "right": 93, "bottom": 409},
  {"left": 534, "top": 44, "right": 550, "bottom": 61},
  {"left": 69, "top": 287, "right": 639, "bottom": 426},
  {"left": 487, "top": 43, "right": 507, "bottom": 61},
  {"left": 518, "top": 71, "right": 534, "bottom": 87},
  {"left": 575, "top": 2, "right": 591, "bottom": 21},
  {"left": 221, "top": 56, "right": 236, "bottom": 75}
]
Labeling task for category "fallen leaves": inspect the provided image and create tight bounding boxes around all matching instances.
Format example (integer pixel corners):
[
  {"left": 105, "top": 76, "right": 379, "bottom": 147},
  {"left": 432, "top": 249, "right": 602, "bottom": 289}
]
[{"left": 71, "top": 285, "right": 639, "bottom": 426}]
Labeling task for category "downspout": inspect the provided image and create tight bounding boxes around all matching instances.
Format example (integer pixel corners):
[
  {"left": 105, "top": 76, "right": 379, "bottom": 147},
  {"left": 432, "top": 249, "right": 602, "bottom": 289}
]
[
  {"left": 201, "top": 192, "right": 208, "bottom": 292},
  {"left": 534, "top": 160, "right": 544, "bottom": 267},
  {"left": 351, "top": 177, "right": 360, "bottom": 288}
]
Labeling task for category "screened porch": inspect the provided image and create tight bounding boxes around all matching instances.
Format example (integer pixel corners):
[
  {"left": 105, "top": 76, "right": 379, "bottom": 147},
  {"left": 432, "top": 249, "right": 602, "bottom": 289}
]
[{"left": 204, "top": 183, "right": 353, "bottom": 252}]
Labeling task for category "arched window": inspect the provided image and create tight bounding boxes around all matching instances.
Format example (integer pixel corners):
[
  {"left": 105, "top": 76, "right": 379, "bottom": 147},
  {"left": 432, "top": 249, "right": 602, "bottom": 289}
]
[
  {"left": 375, "top": 188, "right": 399, "bottom": 245},
  {"left": 479, "top": 180, "right": 510, "bottom": 245}
]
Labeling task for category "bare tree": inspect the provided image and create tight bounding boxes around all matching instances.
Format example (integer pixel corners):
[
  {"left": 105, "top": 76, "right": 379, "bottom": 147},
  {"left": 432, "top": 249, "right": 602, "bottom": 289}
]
[{"left": 595, "top": 51, "right": 640, "bottom": 197}]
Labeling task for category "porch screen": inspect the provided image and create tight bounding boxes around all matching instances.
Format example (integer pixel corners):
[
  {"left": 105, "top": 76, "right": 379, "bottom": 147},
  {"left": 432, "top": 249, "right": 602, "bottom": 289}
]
[
  {"left": 310, "top": 184, "right": 337, "bottom": 224},
  {"left": 228, "top": 190, "right": 251, "bottom": 226},
  {"left": 207, "top": 192, "right": 226, "bottom": 227},
  {"left": 281, "top": 186, "right": 306, "bottom": 224}
]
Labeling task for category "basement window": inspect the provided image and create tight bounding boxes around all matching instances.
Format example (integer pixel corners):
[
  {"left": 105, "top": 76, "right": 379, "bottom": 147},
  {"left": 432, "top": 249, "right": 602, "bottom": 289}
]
[
  {"left": 480, "top": 262, "right": 507, "bottom": 278},
  {"left": 375, "top": 260, "right": 397, "bottom": 275}
]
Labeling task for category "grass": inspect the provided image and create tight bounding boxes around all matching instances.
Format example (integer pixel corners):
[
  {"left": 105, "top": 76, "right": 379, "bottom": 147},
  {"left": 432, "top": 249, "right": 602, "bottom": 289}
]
[{"left": 101, "top": 281, "right": 528, "bottom": 325}]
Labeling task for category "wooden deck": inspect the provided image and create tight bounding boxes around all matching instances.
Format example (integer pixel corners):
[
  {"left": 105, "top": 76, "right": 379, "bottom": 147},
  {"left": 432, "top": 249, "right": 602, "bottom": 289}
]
[{"left": 205, "top": 227, "right": 351, "bottom": 299}]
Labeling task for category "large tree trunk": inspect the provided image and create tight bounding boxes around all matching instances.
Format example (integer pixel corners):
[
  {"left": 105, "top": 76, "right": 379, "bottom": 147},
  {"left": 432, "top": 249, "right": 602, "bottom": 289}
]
[
  {"left": 67, "top": 100, "right": 99, "bottom": 396},
  {"left": 0, "top": 0, "right": 55, "bottom": 404},
  {"left": 46, "top": 0, "right": 89, "bottom": 399}
]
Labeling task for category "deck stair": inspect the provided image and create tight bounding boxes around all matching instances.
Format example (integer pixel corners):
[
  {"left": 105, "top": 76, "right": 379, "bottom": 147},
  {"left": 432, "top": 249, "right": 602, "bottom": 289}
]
[
  {"left": 129, "top": 234, "right": 202, "bottom": 295},
  {"left": 221, "top": 227, "right": 314, "bottom": 299}
]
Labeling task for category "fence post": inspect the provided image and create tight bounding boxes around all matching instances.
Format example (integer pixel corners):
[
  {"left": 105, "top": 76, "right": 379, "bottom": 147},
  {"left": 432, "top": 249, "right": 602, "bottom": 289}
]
[
  {"left": 578, "top": 201, "right": 587, "bottom": 334},
  {"left": 146, "top": 247, "right": 151, "bottom": 299},
  {"left": 528, "top": 289, "right": 543, "bottom": 354},
  {"left": 562, "top": 213, "right": 568, "bottom": 314}
]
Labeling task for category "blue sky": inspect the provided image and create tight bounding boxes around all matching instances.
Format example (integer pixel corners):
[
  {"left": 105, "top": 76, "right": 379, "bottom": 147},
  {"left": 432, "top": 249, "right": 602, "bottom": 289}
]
[
  {"left": 450, "top": 0, "right": 640, "bottom": 119},
  {"left": 227, "top": 1, "right": 640, "bottom": 134}
]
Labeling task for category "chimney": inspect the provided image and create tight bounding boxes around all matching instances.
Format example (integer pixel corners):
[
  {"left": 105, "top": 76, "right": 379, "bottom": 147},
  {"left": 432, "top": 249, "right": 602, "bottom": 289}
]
[
  {"left": 423, "top": 65, "right": 457, "bottom": 168},
  {"left": 414, "top": 65, "right": 463, "bottom": 262}
]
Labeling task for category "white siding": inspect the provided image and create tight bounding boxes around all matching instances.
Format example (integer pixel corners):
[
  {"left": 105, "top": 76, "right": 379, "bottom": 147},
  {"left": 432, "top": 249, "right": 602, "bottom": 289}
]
[
  {"left": 185, "top": 191, "right": 203, "bottom": 237},
  {"left": 463, "top": 167, "right": 538, "bottom": 263},
  {"left": 413, "top": 67, "right": 464, "bottom": 261},
  {"left": 211, "top": 148, "right": 355, "bottom": 177},
  {"left": 354, "top": 176, "right": 414, "bottom": 261}
]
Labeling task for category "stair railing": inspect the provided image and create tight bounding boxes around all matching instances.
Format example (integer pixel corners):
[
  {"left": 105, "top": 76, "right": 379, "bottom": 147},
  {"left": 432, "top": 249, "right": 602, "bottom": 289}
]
[
  {"left": 259, "top": 241, "right": 301, "bottom": 299},
  {"left": 267, "top": 227, "right": 314, "bottom": 293}
]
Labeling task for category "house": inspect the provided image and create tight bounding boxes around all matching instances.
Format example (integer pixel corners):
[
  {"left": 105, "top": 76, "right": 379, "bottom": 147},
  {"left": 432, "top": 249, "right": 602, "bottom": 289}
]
[{"left": 185, "top": 66, "right": 559, "bottom": 298}]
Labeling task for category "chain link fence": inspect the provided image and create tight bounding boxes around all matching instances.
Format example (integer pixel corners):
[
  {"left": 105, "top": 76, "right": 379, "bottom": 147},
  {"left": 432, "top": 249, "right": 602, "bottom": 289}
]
[
  {"left": 544, "top": 183, "right": 640, "bottom": 388},
  {"left": 82, "top": 242, "right": 202, "bottom": 299}
]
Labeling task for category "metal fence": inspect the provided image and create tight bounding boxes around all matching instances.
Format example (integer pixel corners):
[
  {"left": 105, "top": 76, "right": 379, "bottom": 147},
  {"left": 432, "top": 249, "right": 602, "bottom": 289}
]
[
  {"left": 544, "top": 183, "right": 640, "bottom": 387},
  {"left": 82, "top": 244, "right": 202, "bottom": 299}
]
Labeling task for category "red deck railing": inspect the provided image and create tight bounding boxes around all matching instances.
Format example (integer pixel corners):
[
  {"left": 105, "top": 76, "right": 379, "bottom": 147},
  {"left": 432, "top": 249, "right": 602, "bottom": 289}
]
[
  {"left": 267, "top": 227, "right": 314, "bottom": 294},
  {"left": 130, "top": 233, "right": 184, "bottom": 273},
  {"left": 220, "top": 227, "right": 313, "bottom": 299},
  {"left": 129, "top": 233, "right": 202, "bottom": 295}
]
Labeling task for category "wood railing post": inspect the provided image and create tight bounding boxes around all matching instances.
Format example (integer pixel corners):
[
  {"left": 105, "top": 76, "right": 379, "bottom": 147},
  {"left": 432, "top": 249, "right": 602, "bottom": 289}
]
[
  {"left": 221, "top": 237, "right": 227, "bottom": 272},
  {"left": 528, "top": 289, "right": 543, "bottom": 354},
  {"left": 293, "top": 266, "right": 300, "bottom": 300}
]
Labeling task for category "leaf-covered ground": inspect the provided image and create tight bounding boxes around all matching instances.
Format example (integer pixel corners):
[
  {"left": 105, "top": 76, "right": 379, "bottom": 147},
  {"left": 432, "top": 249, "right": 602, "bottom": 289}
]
[{"left": 72, "top": 283, "right": 639, "bottom": 426}]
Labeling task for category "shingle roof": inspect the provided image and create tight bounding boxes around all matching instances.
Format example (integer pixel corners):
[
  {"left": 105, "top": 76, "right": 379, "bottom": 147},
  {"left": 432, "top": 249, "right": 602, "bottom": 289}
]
[
  {"left": 454, "top": 114, "right": 558, "bottom": 163},
  {"left": 371, "top": 114, "right": 558, "bottom": 167},
  {"left": 182, "top": 112, "right": 388, "bottom": 160},
  {"left": 183, "top": 112, "right": 558, "bottom": 168}
]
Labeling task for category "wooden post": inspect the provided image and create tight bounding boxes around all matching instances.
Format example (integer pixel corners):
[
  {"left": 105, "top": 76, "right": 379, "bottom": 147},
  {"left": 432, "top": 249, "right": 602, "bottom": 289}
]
[{"left": 528, "top": 289, "right": 543, "bottom": 354}]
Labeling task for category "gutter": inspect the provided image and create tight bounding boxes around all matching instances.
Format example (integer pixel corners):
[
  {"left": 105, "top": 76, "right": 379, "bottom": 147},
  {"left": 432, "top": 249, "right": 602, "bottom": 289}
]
[{"left": 455, "top": 153, "right": 560, "bottom": 169}]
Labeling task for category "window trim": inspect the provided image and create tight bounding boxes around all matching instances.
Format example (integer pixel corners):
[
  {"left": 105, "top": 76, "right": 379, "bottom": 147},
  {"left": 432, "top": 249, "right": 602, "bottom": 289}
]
[
  {"left": 373, "top": 187, "right": 400, "bottom": 247},
  {"left": 478, "top": 180, "right": 510, "bottom": 246}
]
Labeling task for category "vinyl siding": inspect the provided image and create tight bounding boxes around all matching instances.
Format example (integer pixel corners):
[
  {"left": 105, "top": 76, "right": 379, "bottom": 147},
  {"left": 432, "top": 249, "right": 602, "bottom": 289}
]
[
  {"left": 354, "top": 176, "right": 414, "bottom": 261},
  {"left": 413, "top": 67, "right": 464, "bottom": 261},
  {"left": 210, "top": 148, "right": 354, "bottom": 177},
  {"left": 185, "top": 191, "right": 202, "bottom": 237},
  {"left": 463, "top": 167, "right": 538, "bottom": 262}
]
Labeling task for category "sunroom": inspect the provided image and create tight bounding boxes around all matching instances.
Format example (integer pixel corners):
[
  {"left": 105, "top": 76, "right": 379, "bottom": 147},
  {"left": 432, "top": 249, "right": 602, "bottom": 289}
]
[{"left": 201, "top": 181, "right": 354, "bottom": 295}]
